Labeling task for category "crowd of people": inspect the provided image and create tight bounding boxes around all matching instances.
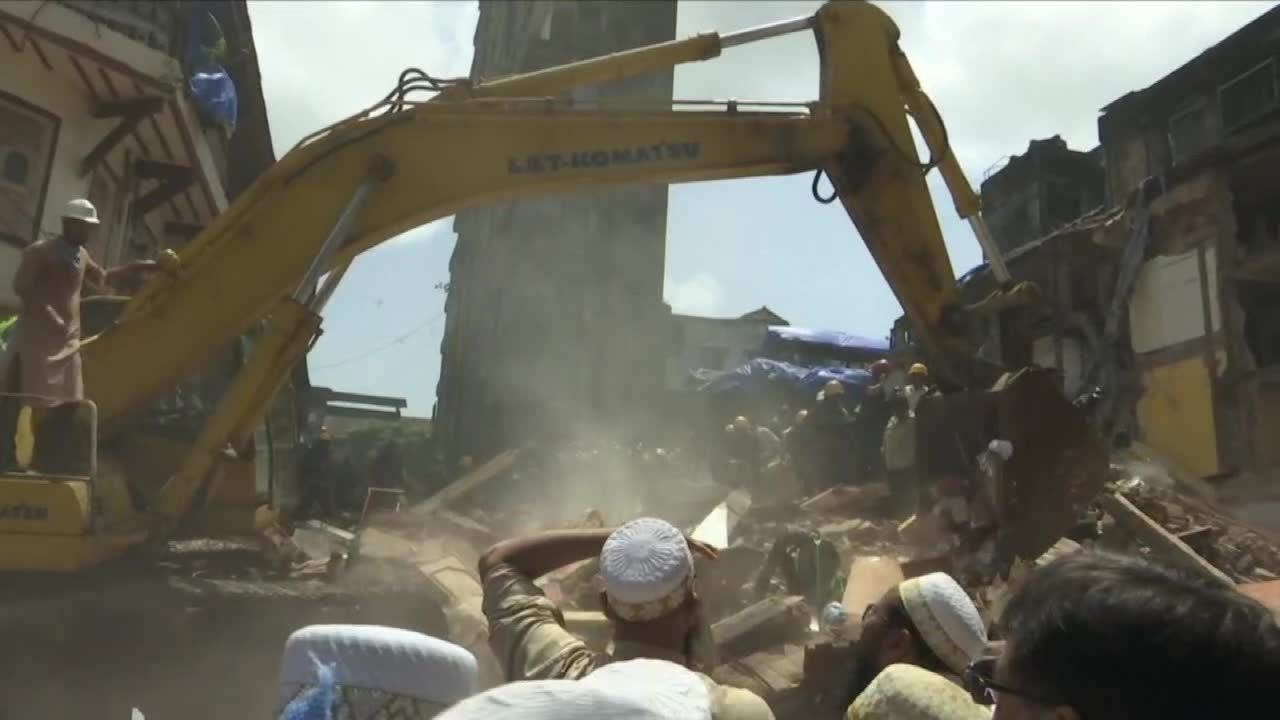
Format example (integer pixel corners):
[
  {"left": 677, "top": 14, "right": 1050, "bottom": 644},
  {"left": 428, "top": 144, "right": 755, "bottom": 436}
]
[
  {"left": 274, "top": 517, "right": 1278, "bottom": 720},
  {"left": 714, "top": 359, "right": 941, "bottom": 511},
  {"left": 295, "top": 427, "right": 453, "bottom": 521}
]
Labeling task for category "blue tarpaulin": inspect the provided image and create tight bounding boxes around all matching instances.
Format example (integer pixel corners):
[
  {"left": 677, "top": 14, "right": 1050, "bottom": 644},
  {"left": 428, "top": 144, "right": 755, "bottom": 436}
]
[
  {"left": 184, "top": 8, "right": 238, "bottom": 132},
  {"left": 693, "top": 358, "right": 874, "bottom": 411},
  {"left": 189, "top": 66, "right": 238, "bottom": 132},
  {"left": 763, "top": 326, "right": 889, "bottom": 356}
]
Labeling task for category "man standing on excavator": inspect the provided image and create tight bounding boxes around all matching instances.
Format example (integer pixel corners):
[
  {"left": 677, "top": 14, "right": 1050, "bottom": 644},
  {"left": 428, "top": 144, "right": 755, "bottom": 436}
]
[
  {"left": 11, "top": 199, "right": 158, "bottom": 405},
  {"left": 7, "top": 199, "right": 157, "bottom": 468}
]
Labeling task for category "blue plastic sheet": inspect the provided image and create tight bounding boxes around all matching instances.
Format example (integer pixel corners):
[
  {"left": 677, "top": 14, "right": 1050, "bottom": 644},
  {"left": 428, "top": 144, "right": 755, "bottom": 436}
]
[
  {"left": 956, "top": 262, "right": 988, "bottom": 289},
  {"left": 184, "top": 8, "right": 238, "bottom": 132},
  {"left": 693, "top": 358, "right": 873, "bottom": 411},
  {"left": 763, "top": 326, "right": 889, "bottom": 356},
  {"left": 188, "top": 65, "right": 238, "bottom": 132}
]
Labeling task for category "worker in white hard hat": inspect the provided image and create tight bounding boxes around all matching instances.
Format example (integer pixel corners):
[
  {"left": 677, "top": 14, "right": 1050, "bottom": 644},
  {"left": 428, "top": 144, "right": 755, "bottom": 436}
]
[{"left": 6, "top": 199, "right": 158, "bottom": 468}]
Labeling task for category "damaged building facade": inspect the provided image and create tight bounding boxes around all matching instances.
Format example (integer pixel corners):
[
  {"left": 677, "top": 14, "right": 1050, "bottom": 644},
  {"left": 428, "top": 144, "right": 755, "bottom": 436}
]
[
  {"left": 953, "top": 5, "right": 1280, "bottom": 485},
  {"left": 0, "top": 1, "right": 308, "bottom": 512},
  {"left": 436, "top": 1, "right": 677, "bottom": 462}
]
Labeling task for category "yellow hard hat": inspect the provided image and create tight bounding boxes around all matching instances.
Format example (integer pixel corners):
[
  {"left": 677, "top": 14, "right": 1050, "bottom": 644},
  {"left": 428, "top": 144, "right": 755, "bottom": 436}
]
[
  {"left": 795, "top": 410, "right": 808, "bottom": 424},
  {"left": 732, "top": 416, "right": 752, "bottom": 432},
  {"left": 823, "top": 379, "right": 845, "bottom": 396},
  {"left": 909, "top": 363, "right": 928, "bottom": 377}
]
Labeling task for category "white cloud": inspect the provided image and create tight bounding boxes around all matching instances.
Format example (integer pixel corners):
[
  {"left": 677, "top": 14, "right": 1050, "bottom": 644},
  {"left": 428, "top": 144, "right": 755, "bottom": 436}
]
[
  {"left": 248, "top": 0, "right": 479, "bottom": 153},
  {"left": 665, "top": 272, "right": 725, "bottom": 316},
  {"left": 674, "top": 1, "right": 1277, "bottom": 178}
]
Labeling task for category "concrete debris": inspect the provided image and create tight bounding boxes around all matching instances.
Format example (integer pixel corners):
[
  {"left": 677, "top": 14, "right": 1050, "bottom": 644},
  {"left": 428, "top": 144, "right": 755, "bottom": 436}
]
[
  {"left": 712, "top": 595, "right": 812, "bottom": 661},
  {"left": 1098, "top": 493, "right": 1235, "bottom": 586},
  {"left": 800, "top": 483, "right": 889, "bottom": 514},
  {"left": 264, "top": 442, "right": 1280, "bottom": 719},
  {"left": 711, "top": 643, "right": 808, "bottom": 710}
]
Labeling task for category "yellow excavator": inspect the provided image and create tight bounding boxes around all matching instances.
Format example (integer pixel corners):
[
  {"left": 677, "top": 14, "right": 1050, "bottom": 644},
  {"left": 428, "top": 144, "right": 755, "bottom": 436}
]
[{"left": 1, "top": 0, "right": 1104, "bottom": 707}]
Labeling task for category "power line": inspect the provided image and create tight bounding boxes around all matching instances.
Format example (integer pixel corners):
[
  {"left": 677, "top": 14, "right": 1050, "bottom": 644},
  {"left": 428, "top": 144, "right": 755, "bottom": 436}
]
[{"left": 311, "top": 311, "right": 445, "bottom": 370}]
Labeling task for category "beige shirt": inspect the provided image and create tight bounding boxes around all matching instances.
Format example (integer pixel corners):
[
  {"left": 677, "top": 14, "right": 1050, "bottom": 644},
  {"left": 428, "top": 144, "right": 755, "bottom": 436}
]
[
  {"left": 882, "top": 415, "right": 917, "bottom": 470},
  {"left": 482, "top": 562, "right": 776, "bottom": 720},
  {"left": 11, "top": 239, "right": 104, "bottom": 405}
]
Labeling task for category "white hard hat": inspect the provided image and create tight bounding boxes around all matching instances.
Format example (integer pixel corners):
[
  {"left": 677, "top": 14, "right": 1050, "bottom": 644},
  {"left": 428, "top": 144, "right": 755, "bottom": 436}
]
[{"left": 62, "top": 198, "right": 99, "bottom": 225}]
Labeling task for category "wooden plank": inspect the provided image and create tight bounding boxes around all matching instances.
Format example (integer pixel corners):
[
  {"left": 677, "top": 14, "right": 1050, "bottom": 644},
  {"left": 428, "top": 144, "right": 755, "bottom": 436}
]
[
  {"left": 690, "top": 489, "right": 751, "bottom": 550},
  {"left": 800, "top": 482, "right": 889, "bottom": 514},
  {"left": 1099, "top": 492, "right": 1235, "bottom": 586},
  {"left": 412, "top": 449, "right": 519, "bottom": 517}
]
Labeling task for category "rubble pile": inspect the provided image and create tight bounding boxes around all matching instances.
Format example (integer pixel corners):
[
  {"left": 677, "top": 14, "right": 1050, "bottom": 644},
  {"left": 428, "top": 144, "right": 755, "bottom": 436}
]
[
  {"left": 1110, "top": 478, "right": 1280, "bottom": 583},
  {"left": 269, "top": 443, "right": 1280, "bottom": 720}
]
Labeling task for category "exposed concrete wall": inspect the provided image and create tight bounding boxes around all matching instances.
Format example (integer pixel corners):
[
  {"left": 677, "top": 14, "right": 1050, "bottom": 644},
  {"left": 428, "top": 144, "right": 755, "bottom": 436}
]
[
  {"left": 437, "top": 0, "right": 678, "bottom": 460},
  {"left": 979, "top": 136, "right": 1105, "bottom": 256}
]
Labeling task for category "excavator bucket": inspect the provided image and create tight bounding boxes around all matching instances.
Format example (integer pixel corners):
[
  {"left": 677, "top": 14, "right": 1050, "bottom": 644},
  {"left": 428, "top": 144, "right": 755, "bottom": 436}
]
[{"left": 916, "top": 367, "right": 1110, "bottom": 563}]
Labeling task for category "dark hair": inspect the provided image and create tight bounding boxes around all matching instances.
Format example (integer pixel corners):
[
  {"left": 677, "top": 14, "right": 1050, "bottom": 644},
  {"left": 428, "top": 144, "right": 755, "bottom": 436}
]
[
  {"left": 999, "top": 550, "right": 1280, "bottom": 720},
  {"left": 885, "top": 592, "right": 949, "bottom": 674}
]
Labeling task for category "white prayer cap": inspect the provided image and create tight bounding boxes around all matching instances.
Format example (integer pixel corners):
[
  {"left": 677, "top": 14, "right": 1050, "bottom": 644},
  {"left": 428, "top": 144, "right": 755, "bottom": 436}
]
[
  {"left": 846, "top": 663, "right": 990, "bottom": 720},
  {"left": 898, "top": 573, "right": 988, "bottom": 675},
  {"left": 278, "top": 624, "right": 478, "bottom": 714},
  {"left": 437, "top": 659, "right": 711, "bottom": 720},
  {"left": 599, "top": 517, "right": 694, "bottom": 622}
]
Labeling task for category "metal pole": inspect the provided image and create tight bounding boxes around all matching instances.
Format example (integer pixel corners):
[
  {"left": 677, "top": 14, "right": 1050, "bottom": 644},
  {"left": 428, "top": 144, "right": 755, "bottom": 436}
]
[
  {"left": 967, "top": 215, "right": 1012, "bottom": 284},
  {"left": 310, "top": 261, "right": 352, "bottom": 313},
  {"left": 291, "top": 155, "right": 394, "bottom": 301},
  {"left": 720, "top": 15, "right": 815, "bottom": 49}
]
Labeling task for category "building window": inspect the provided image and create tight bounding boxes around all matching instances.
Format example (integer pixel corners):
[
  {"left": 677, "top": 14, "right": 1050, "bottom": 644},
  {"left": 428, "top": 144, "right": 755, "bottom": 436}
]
[
  {"left": 699, "top": 345, "right": 729, "bottom": 370},
  {"left": 0, "top": 91, "right": 59, "bottom": 249},
  {"left": 1167, "top": 99, "right": 1214, "bottom": 166},
  {"left": 2, "top": 151, "right": 29, "bottom": 186},
  {"left": 1219, "top": 58, "right": 1279, "bottom": 134}
]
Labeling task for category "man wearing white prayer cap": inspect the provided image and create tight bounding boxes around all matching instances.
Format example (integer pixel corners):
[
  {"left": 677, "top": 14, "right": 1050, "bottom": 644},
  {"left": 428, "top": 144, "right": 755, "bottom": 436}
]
[
  {"left": 436, "top": 658, "right": 714, "bottom": 720},
  {"left": 846, "top": 572, "right": 988, "bottom": 703},
  {"left": 845, "top": 664, "right": 991, "bottom": 720},
  {"left": 479, "top": 517, "right": 775, "bottom": 719},
  {"left": 277, "top": 624, "right": 480, "bottom": 720}
]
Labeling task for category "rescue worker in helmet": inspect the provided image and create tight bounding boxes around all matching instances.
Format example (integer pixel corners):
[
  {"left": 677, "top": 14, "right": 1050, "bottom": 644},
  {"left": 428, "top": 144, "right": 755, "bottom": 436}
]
[
  {"left": 723, "top": 415, "right": 769, "bottom": 490},
  {"left": 784, "top": 409, "right": 816, "bottom": 495},
  {"left": 852, "top": 359, "right": 894, "bottom": 485},
  {"left": 810, "top": 379, "right": 853, "bottom": 491},
  {"left": 883, "top": 362, "right": 933, "bottom": 516},
  {"left": 904, "top": 363, "right": 932, "bottom": 414}
]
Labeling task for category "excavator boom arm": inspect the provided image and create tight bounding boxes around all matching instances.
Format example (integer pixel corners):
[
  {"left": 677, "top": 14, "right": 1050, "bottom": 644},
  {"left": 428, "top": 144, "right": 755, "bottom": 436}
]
[{"left": 83, "top": 0, "right": 987, "bottom": 428}]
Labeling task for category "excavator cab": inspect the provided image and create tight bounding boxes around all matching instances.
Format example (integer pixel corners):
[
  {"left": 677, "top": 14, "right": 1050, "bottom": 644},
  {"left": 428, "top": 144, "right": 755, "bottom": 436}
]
[{"left": 0, "top": 395, "right": 150, "bottom": 572}]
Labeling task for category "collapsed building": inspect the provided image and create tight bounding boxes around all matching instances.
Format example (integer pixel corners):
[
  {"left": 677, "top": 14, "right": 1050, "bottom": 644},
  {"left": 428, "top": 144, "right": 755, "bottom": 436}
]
[
  {"left": 898, "top": 4, "right": 1280, "bottom": 502},
  {"left": 435, "top": 0, "right": 678, "bottom": 464}
]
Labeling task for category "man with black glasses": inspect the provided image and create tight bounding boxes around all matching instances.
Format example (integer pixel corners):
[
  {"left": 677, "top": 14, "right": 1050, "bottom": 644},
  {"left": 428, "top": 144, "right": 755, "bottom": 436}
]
[{"left": 964, "top": 551, "right": 1279, "bottom": 720}]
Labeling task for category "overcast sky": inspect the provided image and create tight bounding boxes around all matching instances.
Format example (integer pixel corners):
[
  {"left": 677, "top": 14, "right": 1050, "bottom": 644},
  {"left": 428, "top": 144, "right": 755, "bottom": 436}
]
[{"left": 248, "top": 0, "right": 1276, "bottom": 415}]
